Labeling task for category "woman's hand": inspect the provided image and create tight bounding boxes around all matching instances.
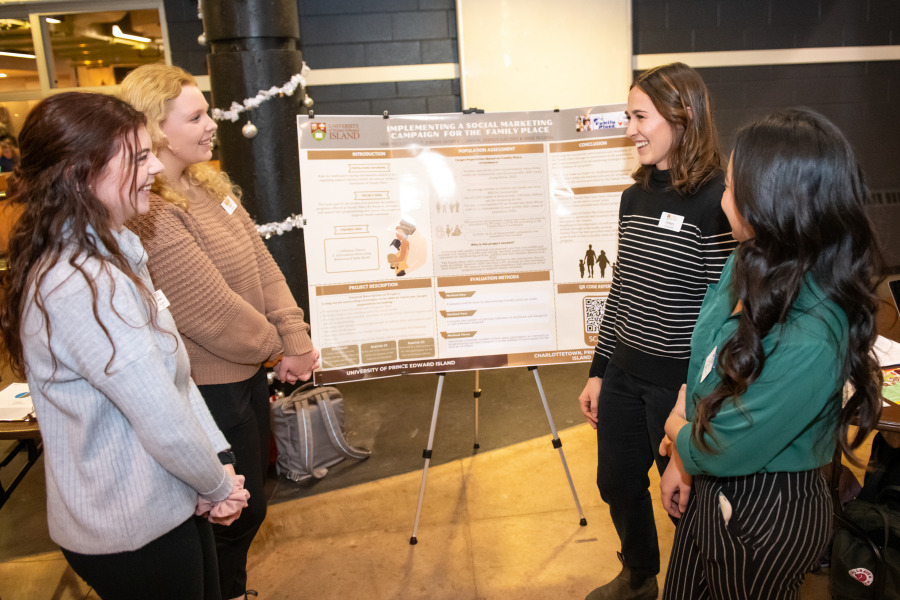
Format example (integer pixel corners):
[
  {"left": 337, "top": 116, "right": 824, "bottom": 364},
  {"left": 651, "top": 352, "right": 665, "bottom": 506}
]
[
  {"left": 660, "top": 445, "right": 692, "bottom": 519},
  {"left": 276, "top": 349, "right": 321, "bottom": 384},
  {"left": 578, "top": 377, "right": 602, "bottom": 429},
  {"left": 195, "top": 465, "right": 249, "bottom": 525},
  {"left": 665, "top": 384, "right": 689, "bottom": 442}
]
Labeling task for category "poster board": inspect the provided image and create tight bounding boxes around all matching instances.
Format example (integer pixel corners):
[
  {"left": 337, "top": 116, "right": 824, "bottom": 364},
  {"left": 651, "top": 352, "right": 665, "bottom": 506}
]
[{"left": 298, "top": 106, "right": 637, "bottom": 384}]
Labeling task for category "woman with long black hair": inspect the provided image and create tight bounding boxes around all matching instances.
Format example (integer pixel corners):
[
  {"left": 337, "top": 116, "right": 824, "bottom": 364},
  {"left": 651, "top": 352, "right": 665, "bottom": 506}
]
[{"left": 659, "top": 108, "right": 884, "bottom": 599}]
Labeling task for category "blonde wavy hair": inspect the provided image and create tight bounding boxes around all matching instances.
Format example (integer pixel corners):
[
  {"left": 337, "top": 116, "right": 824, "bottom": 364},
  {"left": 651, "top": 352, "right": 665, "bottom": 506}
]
[{"left": 117, "top": 63, "right": 239, "bottom": 210}]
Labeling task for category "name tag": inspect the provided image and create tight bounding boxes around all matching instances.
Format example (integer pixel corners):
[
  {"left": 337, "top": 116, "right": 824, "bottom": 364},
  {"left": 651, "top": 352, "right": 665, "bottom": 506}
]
[
  {"left": 701, "top": 346, "right": 717, "bottom": 381},
  {"left": 221, "top": 195, "right": 238, "bottom": 215},
  {"left": 658, "top": 211, "right": 684, "bottom": 232},
  {"left": 154, "top": 289, "right": 171, "bottom": 312}
]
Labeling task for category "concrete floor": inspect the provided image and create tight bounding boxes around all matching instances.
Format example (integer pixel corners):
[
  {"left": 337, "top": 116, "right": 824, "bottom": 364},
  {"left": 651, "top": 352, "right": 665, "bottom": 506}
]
[{"left": 1, "top": 424, "right": 850, "bottom": 599}]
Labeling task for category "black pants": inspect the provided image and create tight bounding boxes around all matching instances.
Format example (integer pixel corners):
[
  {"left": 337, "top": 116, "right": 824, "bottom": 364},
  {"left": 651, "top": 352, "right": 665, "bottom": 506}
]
[
  {"left": 596, "top": 362, "right": 676, "bottom": 580},
  {"left": 198, "top": 367, "right": 270, "bottom": 599},
  {"left": 663, "top": 470, "right": 831, "bottom": 600},
  {"left": 62, "top": 516, "right": 220, "bottom": 600}
]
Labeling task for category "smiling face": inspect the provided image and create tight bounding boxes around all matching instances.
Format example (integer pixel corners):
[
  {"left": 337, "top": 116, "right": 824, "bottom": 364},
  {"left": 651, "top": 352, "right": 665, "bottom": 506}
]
[
  {"left": 158, "top": 85, "right": 217, "bottom": 174},
  {"left": 625, "top": 85, "right": 677, "bottom": 170},
  {"left": 92, "top": 126, "right": 164, "bottom": 230},
  {"left": 721, "top": 155, "right": 754, "bottom": 242}
]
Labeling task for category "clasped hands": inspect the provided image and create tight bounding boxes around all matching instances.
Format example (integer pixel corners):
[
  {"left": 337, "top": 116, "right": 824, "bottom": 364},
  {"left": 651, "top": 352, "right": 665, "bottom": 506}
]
[
  {"left": 659, "top": 384, "right": 692, "bottom": 519},
  {"left": 273, "top": 348, "right": 321, "bottom": 385},
  {"left": 196, "top": 464, "right": 250, "bottom": 526}
]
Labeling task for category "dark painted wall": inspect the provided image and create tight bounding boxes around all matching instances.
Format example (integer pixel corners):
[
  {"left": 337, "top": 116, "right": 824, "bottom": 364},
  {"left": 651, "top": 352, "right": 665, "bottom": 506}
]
[
  {"left": 296, "top": 0, "right": 460, "bottom": 115},
  {"left": 632, "top": 0, "right": 900, "bottom": 192},
  {"left": 631, "top": 0, "right": 900, "bottom": 266}
]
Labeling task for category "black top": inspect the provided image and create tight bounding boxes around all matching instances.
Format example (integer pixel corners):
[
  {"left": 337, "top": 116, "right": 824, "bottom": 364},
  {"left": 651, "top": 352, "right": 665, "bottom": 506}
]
[{"left": 589, "top": 168, "right": 737, "bottom": 389}]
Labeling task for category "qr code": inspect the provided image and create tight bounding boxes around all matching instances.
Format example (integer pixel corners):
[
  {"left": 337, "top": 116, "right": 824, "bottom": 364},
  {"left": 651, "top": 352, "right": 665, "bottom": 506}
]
[{"left": 583, "top": 297, "right": 606, "bottom": 334}]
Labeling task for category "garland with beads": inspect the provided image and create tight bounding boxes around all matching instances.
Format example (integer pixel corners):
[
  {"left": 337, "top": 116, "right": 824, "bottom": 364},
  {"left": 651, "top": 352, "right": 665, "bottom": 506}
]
[
  {"left": 208, "top": 63, "right": 314, "bottom": 138},
  {"left": 255, "top": 214, "right": 306, "bottom": 239}
]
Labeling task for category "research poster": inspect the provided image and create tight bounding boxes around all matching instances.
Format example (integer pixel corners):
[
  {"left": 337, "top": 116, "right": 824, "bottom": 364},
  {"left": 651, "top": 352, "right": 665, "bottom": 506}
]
[{"left": 297, "top": 105, "right": 637, "bottom": 384}]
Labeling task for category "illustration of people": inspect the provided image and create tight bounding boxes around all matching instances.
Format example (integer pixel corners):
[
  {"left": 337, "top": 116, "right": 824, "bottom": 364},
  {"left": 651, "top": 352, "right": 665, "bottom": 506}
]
[
  {"left": 579, "top": 259, "right": 585, "bottom": 278},
  {"left": 387, "top": 220, "right": 415, "bottom": 277},
  {"left": 597, "top": 249, "right": 610, "bottom": 278},
  {"left": 584, "top": 244, "right": 597, "bottom": 278}
]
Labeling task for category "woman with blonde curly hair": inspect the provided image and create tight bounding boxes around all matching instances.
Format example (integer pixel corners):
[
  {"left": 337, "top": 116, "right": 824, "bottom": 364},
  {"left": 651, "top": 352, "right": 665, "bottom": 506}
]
[{"left": 119, "top": 64, "right": 319, "bottom": 600}]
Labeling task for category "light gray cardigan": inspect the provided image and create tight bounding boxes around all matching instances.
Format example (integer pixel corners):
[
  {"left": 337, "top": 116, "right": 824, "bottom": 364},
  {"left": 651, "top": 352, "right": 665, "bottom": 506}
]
[{"left": 22, "top": 227, "right": 232, "bottom": 554}]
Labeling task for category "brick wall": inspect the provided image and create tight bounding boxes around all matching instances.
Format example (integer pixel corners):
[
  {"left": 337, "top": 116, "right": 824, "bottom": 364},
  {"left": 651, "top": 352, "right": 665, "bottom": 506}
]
[
  {"left": 166, "top": 0, "right": 461, "bottom": 116},
  {"left": 164, "top": 0, "right": 207, "bottom": 76},
  {"left": 632, "top": 0, "right": 900, "bottom": 192},
  {"left": 297, "top": 0, "right": 460, "bottom": 115}
]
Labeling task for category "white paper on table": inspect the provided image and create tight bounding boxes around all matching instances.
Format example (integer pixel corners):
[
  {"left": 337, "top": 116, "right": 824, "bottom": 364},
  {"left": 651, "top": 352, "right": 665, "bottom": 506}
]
[
  {"left": 0, "top": 382, "right": 33, "bottom": 421},
  {"left": 875, "top": 335, "right": 900, "bottom": 368}
]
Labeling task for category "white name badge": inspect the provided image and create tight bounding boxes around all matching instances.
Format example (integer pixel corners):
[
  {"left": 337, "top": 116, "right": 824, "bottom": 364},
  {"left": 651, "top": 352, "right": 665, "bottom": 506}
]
[
  {"left": 221, "top": 195, "right": 238, "bottom": 215},
  {"left": 701, "top": 346, "right": 717, "bottom": 381},
  {"left": 658, "top": 211, "right": 684, "bottom": 232},
  {"left": 154, "top": 289, "right": 171, "bottom": 312}
]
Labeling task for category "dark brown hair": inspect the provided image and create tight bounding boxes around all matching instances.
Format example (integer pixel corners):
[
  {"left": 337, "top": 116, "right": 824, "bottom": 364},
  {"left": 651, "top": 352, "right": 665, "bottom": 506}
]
[
  {"left": 0, "top": 92, "right": 153, "bottom": 380},
  {"left": 630, "top": 62, "right": 722, "bottom": 196}
]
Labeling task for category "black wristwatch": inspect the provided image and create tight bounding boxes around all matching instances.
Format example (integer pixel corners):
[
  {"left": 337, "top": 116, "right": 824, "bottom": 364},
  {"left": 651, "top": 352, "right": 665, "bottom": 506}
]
[{"left": 217, "top": 449, "right": 237, "bottom": 466}]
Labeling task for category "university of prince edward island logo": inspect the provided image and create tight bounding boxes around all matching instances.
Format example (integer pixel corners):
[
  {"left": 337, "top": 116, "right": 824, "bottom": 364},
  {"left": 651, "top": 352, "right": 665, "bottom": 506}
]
[{"left": 311, "top": 123, "right": 326, "bottom": 141}]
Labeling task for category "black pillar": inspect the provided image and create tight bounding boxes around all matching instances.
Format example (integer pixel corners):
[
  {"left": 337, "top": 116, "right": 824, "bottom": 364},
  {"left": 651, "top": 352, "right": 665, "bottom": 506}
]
[{"left": 203, "top": 0, "right": 310, "bottom": 318}]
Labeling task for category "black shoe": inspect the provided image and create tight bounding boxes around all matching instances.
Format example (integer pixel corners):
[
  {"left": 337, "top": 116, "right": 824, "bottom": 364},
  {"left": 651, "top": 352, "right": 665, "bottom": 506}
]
[{"left": 585, "top": 553, "right": 658, "bottom": 600}]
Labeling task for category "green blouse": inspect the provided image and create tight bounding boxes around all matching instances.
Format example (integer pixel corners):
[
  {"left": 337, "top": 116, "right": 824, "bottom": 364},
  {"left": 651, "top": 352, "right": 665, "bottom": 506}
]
[{"left": 676, "top": 252, "right": 848, "bottom": 476}]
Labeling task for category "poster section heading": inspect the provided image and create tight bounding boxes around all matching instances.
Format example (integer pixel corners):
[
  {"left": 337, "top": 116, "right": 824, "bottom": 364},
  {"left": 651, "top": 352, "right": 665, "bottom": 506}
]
[{"left": 298, "top": 105, "right": 636, "bottom": 384}]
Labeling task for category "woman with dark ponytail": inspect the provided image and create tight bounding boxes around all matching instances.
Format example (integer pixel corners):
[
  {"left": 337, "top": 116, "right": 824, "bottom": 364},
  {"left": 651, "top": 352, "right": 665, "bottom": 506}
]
[{"left": 659, "top": 108, "right": 884, "bottom": 599}]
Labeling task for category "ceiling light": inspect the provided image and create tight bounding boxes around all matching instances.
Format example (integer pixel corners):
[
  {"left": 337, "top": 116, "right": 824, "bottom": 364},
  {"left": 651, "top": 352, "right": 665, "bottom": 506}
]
[
  {"left": 0, "top": 51, "right": 36, "bottom": 59},
  {"left": 45, "top": 17, "right": 62, "bottom": 24},
  {"left": 0, "top": 74, "right": 7, "bottom": 78},
  {"left": 112, "top": 25, "right": 150, "bottom": 43}
]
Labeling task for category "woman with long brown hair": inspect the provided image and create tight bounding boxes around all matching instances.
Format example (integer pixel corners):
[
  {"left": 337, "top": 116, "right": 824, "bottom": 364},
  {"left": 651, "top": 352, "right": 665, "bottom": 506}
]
[
  {"left": 0, "top": 92, "right": 246, "bottom": 599},
  {"left": 659, "top": 108, "right": 884, "bottom": 599},
  {"left": 578, "top": 63, "right": 736, "bottom": 600}
]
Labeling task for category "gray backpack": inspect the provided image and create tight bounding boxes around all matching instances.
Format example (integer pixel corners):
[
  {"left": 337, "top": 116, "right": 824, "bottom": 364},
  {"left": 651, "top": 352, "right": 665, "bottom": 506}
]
[{"left": 270, "top": 382, "right": 370, "bottom": 482}]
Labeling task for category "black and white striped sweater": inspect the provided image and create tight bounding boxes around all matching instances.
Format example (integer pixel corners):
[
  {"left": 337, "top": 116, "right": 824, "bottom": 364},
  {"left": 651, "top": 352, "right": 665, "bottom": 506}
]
[{"left": 589, "top": 167, "right": 737, "bottom": 389}]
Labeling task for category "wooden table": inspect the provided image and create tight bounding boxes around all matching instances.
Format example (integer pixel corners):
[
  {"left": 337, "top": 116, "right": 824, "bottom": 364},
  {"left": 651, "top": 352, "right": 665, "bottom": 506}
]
[{"left": 0, "top": 383, "right": 42, "bottom": 510}]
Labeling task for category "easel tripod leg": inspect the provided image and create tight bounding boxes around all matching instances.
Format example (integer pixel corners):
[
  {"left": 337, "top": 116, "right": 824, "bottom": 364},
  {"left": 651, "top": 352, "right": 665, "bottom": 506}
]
[
  {"left": 410, "top": 373, "right": 446, "bottom": 545},
  {"left": 529, "top": 366, "right": 588, "bottom": 526},
  {"left": 473, "top": 370, "right": 481, "bottom": 451}
]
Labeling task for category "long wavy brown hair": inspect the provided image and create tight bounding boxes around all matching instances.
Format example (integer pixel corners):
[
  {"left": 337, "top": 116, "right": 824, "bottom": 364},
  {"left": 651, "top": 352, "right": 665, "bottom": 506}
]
[
  {"left": 630, "top": 62, "right": 722, "bottom": 196},
  {"left": 0, "top": 92, "right": 155, "bottom": 380},
  {"left": 691, "top": 109, "right": 884, "bottom": 465}
]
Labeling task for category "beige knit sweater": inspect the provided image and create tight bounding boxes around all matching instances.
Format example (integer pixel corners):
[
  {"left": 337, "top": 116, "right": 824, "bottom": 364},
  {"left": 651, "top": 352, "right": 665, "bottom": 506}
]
[{"left": 128, "top": 188, "right": 312, "bottom": 385}]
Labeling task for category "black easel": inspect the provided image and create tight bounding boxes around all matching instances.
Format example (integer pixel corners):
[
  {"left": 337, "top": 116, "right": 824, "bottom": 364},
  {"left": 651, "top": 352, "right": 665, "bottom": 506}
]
[{"left": 409, "top": 366, "right": 587, "bottom": 544}]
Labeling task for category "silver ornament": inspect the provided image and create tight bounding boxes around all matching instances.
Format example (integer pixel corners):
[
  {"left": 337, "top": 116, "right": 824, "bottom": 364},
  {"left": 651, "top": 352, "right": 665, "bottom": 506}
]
[
  {"left": 197, "top": 33, "right": 206, "bottom": 45},
  {"left": 242, "top": 121, "right": 258, "bottom": 138},
  {"left": 303, "top": 95, "right": 314, "bottom": 108}
]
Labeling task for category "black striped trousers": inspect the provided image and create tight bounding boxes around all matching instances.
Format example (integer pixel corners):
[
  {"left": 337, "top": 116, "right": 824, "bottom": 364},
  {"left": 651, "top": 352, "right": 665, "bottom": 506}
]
[{"left": 663, "top": 469, "right": 831, "bottom": 600}]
